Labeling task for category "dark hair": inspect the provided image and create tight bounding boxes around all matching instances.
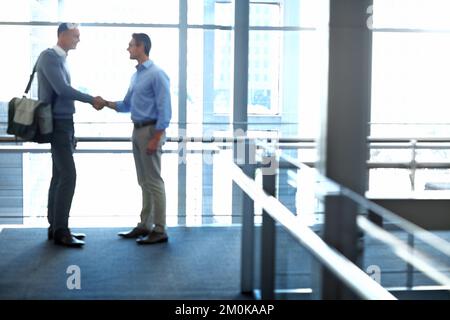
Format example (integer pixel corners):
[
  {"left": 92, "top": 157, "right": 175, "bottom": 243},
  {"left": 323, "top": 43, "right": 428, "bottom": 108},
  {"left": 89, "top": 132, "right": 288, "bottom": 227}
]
[
  {"left": 57, "top": 23, "right": 79, "bottom": 37},
  {"left": 132, "top": 33, "right": 152, "bottom": 56}
]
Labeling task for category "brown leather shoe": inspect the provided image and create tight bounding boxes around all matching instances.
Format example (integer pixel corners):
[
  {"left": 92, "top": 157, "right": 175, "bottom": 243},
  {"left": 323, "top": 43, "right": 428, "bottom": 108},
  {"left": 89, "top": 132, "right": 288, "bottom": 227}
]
[
  {"left": 118, "top": 227, "right": 149, "bottom": 239},
  {"left": 136, "top": 231, "right": 168, "bottom": 245}
]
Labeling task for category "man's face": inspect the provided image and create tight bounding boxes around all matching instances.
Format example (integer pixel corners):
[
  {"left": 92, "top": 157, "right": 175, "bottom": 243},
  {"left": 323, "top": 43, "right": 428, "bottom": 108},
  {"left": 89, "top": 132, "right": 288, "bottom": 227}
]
[
  {"left": 60, "top": 28, "right": 80, "bottom": 51},
  {"left": 127, "top": 38, "right": 141, "bottom": 60}
]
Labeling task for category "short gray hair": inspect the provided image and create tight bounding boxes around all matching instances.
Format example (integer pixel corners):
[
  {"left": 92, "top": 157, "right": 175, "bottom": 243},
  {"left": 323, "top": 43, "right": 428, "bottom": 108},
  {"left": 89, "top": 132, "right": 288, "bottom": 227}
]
[{"left": 57, "top": 23, "right": 79, "bottom": 36}]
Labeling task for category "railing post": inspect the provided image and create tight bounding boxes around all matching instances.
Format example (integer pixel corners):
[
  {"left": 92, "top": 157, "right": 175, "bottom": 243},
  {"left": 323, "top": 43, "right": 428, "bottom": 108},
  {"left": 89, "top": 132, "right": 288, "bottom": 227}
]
[
  {"left": 406, "top": 233, "right": 415, "bottom": 289},
  {"left": 261, "top": 154, "right": 277, "bottom": 300},
  {"left": 409, "top": 139, "right": 417, "bottom": 191},
  {"left": 240, "top": 139, "right": 256, "bottom": 294},
  {"left": 321, "top": 194, "right": 359, "bottom": 299}
]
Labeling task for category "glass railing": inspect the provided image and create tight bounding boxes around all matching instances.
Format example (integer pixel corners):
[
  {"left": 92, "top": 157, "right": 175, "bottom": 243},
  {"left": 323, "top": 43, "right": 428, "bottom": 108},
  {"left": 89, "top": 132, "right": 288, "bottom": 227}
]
[
  {"left": 3, "top": 134, "right": 450, "bottom": 227},
  {"left": 233, "top": 139, "right": 450, "bottom": 299}
]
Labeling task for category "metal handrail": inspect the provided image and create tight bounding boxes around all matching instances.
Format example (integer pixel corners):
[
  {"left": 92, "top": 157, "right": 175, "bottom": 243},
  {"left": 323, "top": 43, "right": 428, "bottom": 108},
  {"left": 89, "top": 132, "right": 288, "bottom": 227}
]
[
  {"left": 253, "top": 143, "right": 450, "bottom": 294},
  {"left": 281, "top": 152, "right": 450, "bottom": 259},
  {"left": 3, "top": 135, "right": 450, "bottom": 191},
  {"left": 3, "top": 135, "right": 450, "bottom": 144},
  {"left": 0, "top": 136, "right": 310, "bottom": 143},
  {"left": 231, "top": 161, "right": 396, "bottom": 300},
  {"left": 357, "top": 216, "right": 450, "bottom": 288}
]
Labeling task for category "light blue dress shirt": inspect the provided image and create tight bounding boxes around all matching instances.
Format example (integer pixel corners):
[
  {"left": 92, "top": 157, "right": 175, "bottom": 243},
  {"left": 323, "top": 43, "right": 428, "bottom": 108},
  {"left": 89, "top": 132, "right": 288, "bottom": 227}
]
[{"left": 116, "top": 60, "right": 172, "bottom": 131}]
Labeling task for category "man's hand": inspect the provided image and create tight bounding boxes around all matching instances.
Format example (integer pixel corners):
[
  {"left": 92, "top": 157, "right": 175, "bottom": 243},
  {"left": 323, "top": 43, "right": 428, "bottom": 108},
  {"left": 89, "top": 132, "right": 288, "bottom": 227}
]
[
  {"left": 146, "top": 137, "right": 159, "bottom": 155},
  {"left": 92, "top": 96, "right": 107, "bottom": 110},
  {"left": 146, "top": 130, "right": 164, "bottom": 155},
  {"left": 105, "top": 101, "right": 117, "bottom": 110}
]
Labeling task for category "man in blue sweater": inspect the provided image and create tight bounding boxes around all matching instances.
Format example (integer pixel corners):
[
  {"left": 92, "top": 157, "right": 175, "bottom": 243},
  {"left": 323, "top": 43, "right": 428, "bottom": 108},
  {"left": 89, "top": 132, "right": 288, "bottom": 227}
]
[{"left": 37, "top": 23, "right": 105, "bottom": 247}]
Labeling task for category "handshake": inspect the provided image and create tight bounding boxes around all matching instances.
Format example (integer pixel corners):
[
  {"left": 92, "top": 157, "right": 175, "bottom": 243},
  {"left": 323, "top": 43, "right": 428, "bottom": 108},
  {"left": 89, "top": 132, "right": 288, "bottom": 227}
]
[{"left": 92, "top": 96, "right": 114, "bottom": 111}]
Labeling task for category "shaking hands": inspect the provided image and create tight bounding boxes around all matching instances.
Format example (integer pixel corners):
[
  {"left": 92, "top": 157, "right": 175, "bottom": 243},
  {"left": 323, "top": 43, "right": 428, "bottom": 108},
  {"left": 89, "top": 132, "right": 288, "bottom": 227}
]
[
  {"left": 92, "top": 96, "right": 107, "bottom": 110},
  {"left": 92, "top": 97, "right": 116, "bottom": 111}
]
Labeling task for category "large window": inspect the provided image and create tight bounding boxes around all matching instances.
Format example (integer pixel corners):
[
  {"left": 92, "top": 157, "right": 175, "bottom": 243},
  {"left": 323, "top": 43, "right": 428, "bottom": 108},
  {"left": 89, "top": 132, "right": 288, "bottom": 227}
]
[
  {"left": 373, "top": 0, "right": 450, "bottom": 30},
  {"left": 0, "top": 0, "right": 325, "bottom": 138},
  {"left": 0, "top": 0, "right": 328, "bottom": 225},
  {"left": 371, "top": 0, "right": 450, "bottom": 138},
  {"left": 0, "top": 0, "right": 179, "bottom": 23},
  {"left": 369, "top": 0, "right": 450, "bottom": 194}
]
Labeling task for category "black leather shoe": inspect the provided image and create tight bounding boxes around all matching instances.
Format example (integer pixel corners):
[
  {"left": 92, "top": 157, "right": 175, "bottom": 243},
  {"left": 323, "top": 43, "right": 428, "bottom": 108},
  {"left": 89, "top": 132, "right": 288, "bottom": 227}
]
[
  {"left": 118, "top": 227, "right": 149, "bottom": 239},
  {"left": 54, "top": 234, "right": 85, "bottom": 248},
  {"left": 48, "top": 228, "right": 86, "bottom": 241},
  {"left": 136, "top": 231, "right": 168, "bottom": 245}
]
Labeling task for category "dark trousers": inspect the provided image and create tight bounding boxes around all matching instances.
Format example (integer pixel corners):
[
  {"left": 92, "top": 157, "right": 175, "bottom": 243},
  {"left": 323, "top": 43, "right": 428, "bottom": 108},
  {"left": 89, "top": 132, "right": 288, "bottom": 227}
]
[{"left": 47, "top": 119, "right": 77, "bottom": 238}]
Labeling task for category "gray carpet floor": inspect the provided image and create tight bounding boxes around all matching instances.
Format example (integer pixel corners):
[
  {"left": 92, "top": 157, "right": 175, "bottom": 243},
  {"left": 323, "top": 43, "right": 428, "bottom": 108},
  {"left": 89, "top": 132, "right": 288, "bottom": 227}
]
[
  {"left": 0, "top": 227, "right": 247, "bottom": 300},
  {"left": 0, "top": 226, "right": 449, "bottom": 299}
]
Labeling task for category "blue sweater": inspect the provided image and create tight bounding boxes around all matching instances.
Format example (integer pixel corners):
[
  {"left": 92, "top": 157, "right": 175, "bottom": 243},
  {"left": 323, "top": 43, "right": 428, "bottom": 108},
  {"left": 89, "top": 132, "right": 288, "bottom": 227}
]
[{"left": 36, "top": 48, "right": 94, "bottom": 119}]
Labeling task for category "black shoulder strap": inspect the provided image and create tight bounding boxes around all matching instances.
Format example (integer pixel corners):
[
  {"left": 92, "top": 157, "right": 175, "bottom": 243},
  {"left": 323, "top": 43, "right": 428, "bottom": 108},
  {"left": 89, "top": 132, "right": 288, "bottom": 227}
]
[{"left": 24, "top": 60, "right": 39, "bottom": 97}]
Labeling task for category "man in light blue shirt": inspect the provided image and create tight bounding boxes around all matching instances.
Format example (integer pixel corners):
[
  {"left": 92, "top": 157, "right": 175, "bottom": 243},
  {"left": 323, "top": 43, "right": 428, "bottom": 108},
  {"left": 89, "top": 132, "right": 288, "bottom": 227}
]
[{"left": 106, "top": 33, "right": 172, "bottom": 244}]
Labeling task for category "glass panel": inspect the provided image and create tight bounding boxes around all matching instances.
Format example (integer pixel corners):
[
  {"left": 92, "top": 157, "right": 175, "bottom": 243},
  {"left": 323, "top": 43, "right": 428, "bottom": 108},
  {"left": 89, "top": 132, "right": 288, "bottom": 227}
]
[
  {"left": 373, "top": 0, "right": 450, "bottom": 30},
  {"left": 275, "top": 227, "right": 313, "bottom": 298},
  {"left": 370, "top": 149, "right": 412, "bottom": 163},
  {"left": 187, "top": 29, "right": 233, "bottom": 121},
  {"left": 22, "top": 152, "right": 179, "bottom": 226},
  {"left": 0, "top": 25, "right": 179, "bottom": 137},
  {"left": 362, "top": 232, "right": 411, "bottom": 288},
  {"left": 370, "top": 124, "right": 450, "bottom": 138},
  {"left": 188, "top": 0, "right": 234, "bottom": 26},
  {"left": 363, "top": 228, "right": 450, "bottom": 290},
  {"left": 0, "top": 0, "right": 54, "bottom": 22},
  {"left": 368, "top": 169, "right": 413, "bottom": 193},
  {"left": 416, "top": 169, "right": 450, "bottom": 192},
  {"left": 186, "top": 152, "right": 203, "bottom": 225},
  {"left": 248, "top": 30, "right": 322, "bottom": 138},
  {"left": 187, "top": 0, "right": 324, "bottom": 28},
  {"left": 371, "top": 32, "right": 450, "bottom": 136},
  {"left": 249, "top": 0, "right": 324, "bottom": 28},
  {"left": 20, "top": 146, "right": 241, "bottom": 227},
  {"left": 250, "top": 1, "right": 282, "bottom": 27},
  {"left": 69, "top": 27, "right": 179, "bottom": 137},
  {"left": 416, "top": 148, "right": 450, "bottom": 163},
  {"left": 0, "top": 26, "right": 42, "bottom": 102},
  {"left": 186, "top": 28, "right": 320, "bottom": 138},
  {"left": 212, "top": 149, "right": 233, "bottom": 224},
  {"left": 297, "top": 30, "right": 324, "bottom": 139},
  {"left": 297, "top": 0, "right": 328, "bottom": 29},
  {"left": 0, "top": 0, "right": 179, "bottom": 23},
  {"left": 249, "top": 30, "right": 281, "bottom": 115}
]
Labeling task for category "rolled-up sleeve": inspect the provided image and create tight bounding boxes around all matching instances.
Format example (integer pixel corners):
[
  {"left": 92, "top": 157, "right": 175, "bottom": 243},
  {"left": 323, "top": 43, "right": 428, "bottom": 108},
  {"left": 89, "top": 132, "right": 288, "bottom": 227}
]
[{"left": 115, "top": 87, "right": 132, "bottom": 113}]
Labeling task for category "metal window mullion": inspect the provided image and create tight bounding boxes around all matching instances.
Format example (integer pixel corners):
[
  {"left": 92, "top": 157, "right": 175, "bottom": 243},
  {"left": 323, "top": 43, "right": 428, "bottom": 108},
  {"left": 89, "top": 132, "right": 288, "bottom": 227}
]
[
  {"left": 241, "top": 140, "right": 257, "bottom": 294},
  {"left": 231, "top": 0, "right": 250, "bottom": 224},
  {"left": 233, "top": 0, "right": 249, "bottom": 133},
  {"left": 178, "top": 0, "right": 188, "bottom": 222}
]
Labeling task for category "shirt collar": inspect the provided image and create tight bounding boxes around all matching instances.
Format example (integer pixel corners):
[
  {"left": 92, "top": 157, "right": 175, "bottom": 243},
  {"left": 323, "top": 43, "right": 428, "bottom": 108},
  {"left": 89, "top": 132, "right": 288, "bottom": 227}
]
[
  {"left": 136, "top": 59, "right": 153, "bottom": 71},
  {"left": 52, "top": 45, "right": 68, "bottom": 59}
]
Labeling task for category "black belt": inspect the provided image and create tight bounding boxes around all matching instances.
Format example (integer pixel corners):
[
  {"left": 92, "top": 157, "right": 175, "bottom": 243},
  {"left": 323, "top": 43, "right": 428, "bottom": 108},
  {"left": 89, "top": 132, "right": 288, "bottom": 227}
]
[{"left": 133, "top": 119, "right": 157, "bottom": 129}]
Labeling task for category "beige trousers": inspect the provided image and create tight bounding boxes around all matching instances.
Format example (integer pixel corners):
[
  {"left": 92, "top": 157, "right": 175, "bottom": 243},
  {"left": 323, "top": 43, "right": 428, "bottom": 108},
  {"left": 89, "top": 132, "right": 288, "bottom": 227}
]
[{"left": 132, "top": 125, "right": 166, "bottom": 233}]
